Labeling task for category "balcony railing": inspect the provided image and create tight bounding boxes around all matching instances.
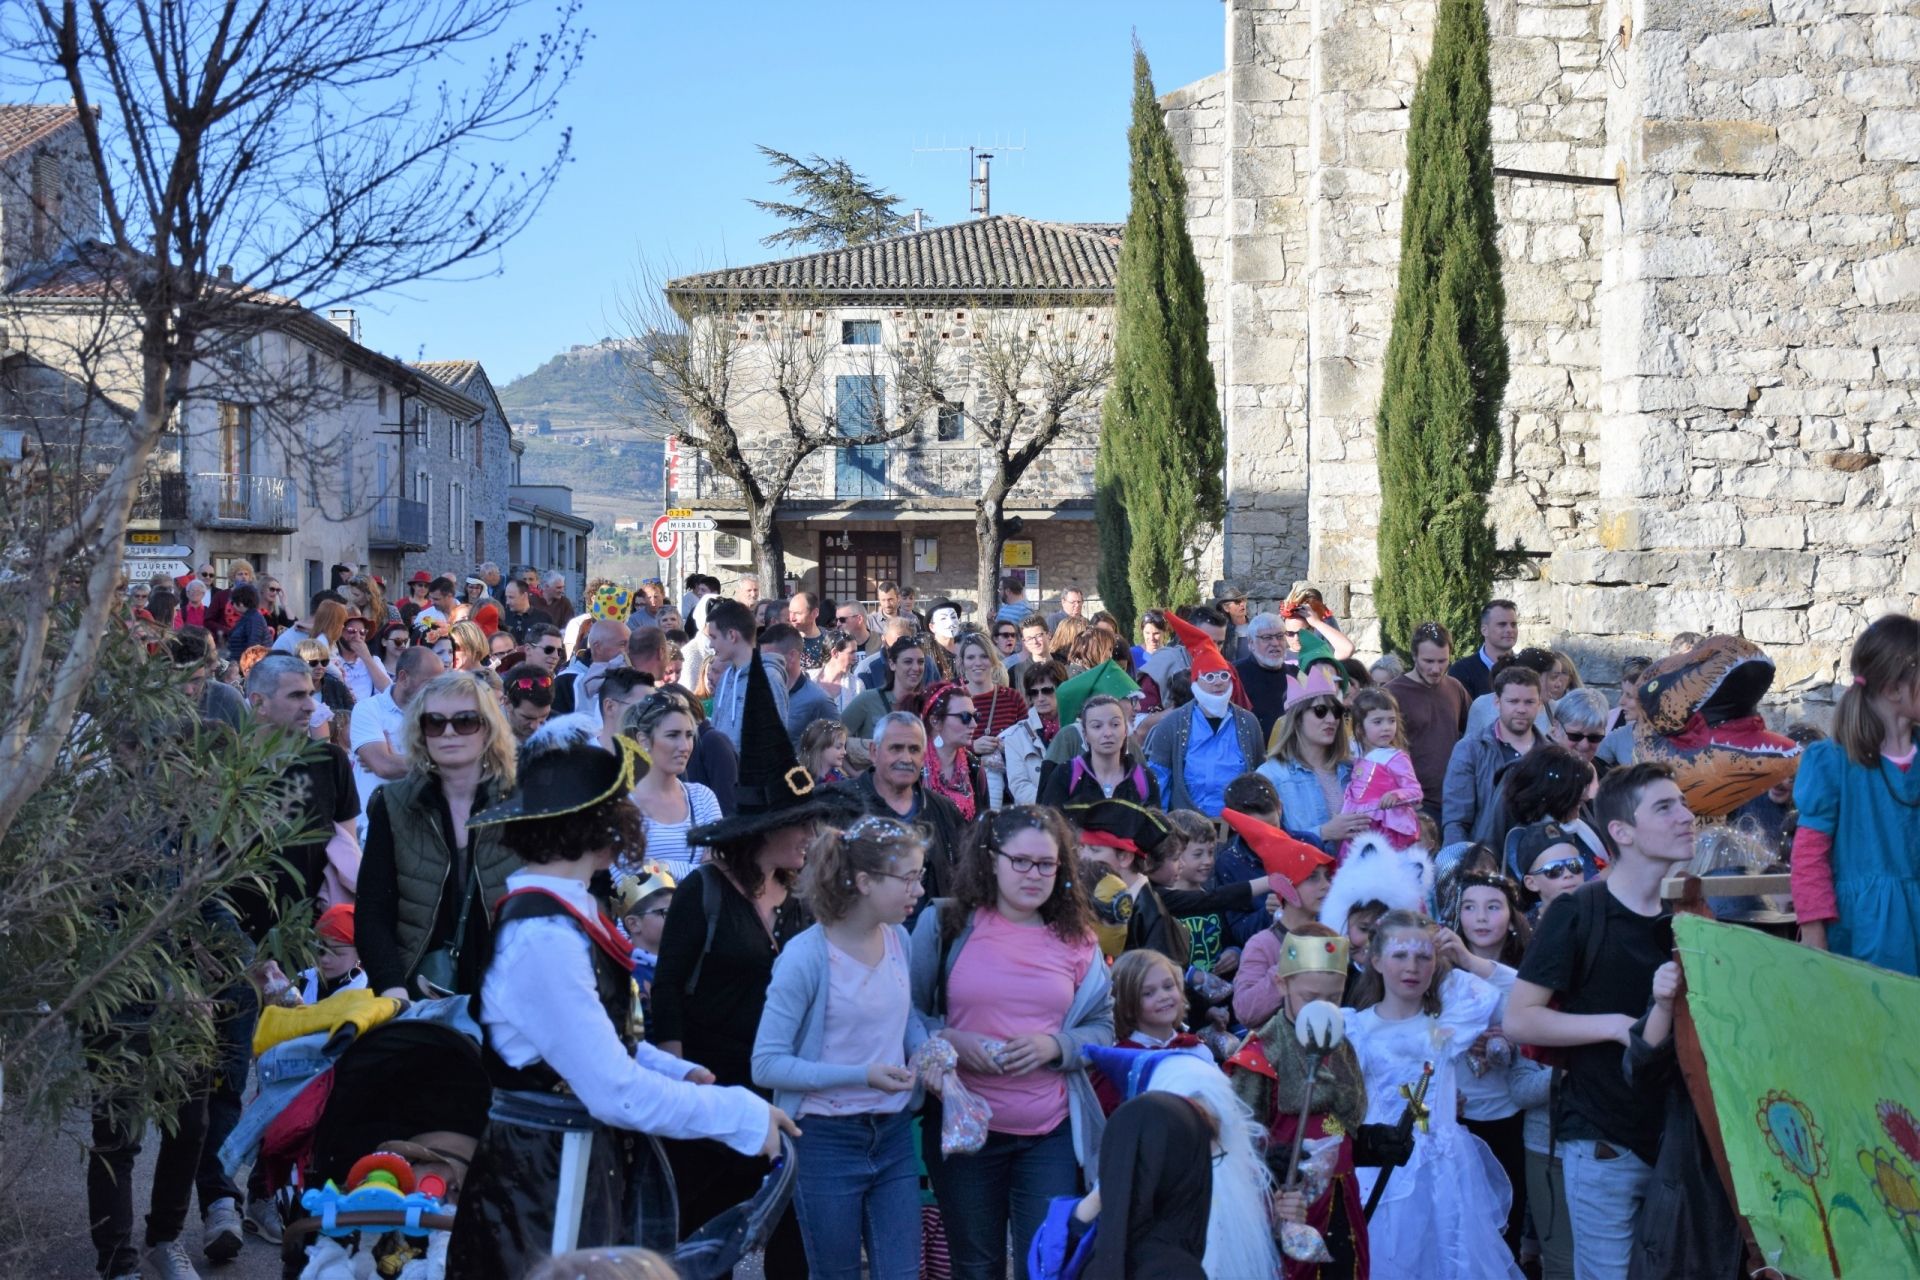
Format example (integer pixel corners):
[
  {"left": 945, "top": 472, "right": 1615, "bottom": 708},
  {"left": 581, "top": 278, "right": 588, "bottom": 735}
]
[
  {"left": 188, "top": 473, "right": 297, "bottom": 533},
  {"left": 369, "top": 497, "right": 429, "bottom": 550},
  {"left": 688, "top": 444, "right": 1097, "bottom": 508}
]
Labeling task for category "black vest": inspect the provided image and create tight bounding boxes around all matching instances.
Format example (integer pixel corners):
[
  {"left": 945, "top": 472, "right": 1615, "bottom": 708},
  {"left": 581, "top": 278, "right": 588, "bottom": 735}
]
[{"left": 473, "top": 889, "right": 636, "bottom": 1093}]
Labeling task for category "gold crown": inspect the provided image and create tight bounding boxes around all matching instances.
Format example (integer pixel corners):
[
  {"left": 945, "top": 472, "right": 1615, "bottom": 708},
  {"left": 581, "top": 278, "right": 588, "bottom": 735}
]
[{"left": 1277, "top": 932, "right": 1350, "bottom": 979}]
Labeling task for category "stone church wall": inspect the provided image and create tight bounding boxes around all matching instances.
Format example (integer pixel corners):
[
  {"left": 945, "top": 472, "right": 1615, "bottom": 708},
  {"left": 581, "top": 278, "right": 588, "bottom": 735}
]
[{"left": 1168, "top": 0, "right": 1920, "bottom": 704}]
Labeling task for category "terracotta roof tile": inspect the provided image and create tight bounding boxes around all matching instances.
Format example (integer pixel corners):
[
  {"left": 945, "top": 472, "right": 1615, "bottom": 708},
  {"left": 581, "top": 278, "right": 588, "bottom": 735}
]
[
  {"left": 411, "top": 359, "right": 481, "bottom": 389},
  {"left": 666, "top": 215, "right": 1120, "bottom": 298},
  {"left": 0, "top": 103, "right": 80, "bottom": 162}
]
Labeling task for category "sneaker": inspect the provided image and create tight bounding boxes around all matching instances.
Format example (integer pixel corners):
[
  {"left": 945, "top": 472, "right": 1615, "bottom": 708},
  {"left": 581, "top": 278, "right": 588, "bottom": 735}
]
[
  {"left": 202, "top": 1197, "right": 243, "bottom": 1262},
  {"left": 243, "top": 1195, "right": 284, "bottom": 1245},
  {"left": 144, "top": 1240, "right": 204, "bottom": 1280}
]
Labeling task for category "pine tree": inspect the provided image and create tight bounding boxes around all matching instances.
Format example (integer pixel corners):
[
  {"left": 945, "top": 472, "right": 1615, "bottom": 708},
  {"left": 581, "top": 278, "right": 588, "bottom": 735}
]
[
  {"left": 750, "top": 146, "right": 921, "bottom": 249},
  {"left": 1373, "top": 0, "right": 1509, "bottom": 654},
  {"left": 1096, "top": 42, "right": 1224, "bottom": 635}
]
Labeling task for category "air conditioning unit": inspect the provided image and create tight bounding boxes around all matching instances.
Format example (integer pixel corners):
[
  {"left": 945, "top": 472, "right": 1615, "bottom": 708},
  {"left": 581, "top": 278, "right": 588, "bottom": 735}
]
[{"left": 711, "top": 533, "right": 753, "bottom": 567}]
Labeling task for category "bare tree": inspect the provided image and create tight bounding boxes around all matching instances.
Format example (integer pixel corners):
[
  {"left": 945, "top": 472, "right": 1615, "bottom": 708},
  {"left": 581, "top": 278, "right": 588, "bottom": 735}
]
[
  {"left": 897, "top": 304, "right": 1113, "bottom": 610},
  {"left": 0, "top": 1, "right": 584, "bottom": 847},
  {"left": 619, "top": 272, "right": 938, "bottom": 587}
]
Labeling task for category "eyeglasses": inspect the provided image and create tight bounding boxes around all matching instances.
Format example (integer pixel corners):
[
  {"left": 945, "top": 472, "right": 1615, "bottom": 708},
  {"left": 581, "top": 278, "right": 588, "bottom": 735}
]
[
  {"left": 1530, "top": 857, "right": 1585, "bottom": 881},
  {"left": 421, "top": 711, "right": 487, "bottom": 737},
  {"left": 634, "top": 907, "right": 671, "bottom": 920},
  {"left": 1031, "top": 685, "right": 1058, "bottom": 696},
  {"left": 1307, "top": 702, "right": 1345, "bottom": 720},
  {"left": 865, "top": 868, "right": 925, "bottom": 886},
  {"left": 1564, "top": 731, "right": 1605, "bottom": 745},
  {"left": 995, "top": 630, "right": 1018, "bottom": 640},
  {"left": 996, "top": 851, "right": 1060, "bottom": 878},
  {"left": 946, "top": 710, "right": 977, "bottom": 725},
  {"left": 835, "top": 613, "right": 860, "bottom": 625}
]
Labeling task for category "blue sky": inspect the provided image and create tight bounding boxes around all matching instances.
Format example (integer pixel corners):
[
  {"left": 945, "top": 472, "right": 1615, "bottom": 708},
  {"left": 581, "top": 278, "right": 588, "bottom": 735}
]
[{"left": 368, "top": 1, "right": 1226, "bottom": 382}]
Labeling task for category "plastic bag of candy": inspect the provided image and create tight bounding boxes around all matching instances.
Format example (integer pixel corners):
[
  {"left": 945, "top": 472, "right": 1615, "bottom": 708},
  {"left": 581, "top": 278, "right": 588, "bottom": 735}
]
[
  {"left": 912, "top": 1037, "right": 994, "bottom": 1156},
  {"left": 1184, "top": 965, "right": 1233, "bottom": 1008},
  {"left": 1280, "top": 1221, "right": 1333, "bottom": 1264},
  {"left": 1294, "top": 1135, "right": 1343, "bottom": 1203}
]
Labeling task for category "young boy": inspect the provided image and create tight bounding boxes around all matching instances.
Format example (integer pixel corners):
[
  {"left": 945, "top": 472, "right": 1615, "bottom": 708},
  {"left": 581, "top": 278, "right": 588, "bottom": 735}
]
[
  {"left": 1158, "top": 809, "right": 1238, "bottom": 975},
  {"left": 1212, "top": 772, "right": 1284, "bottom": 943},
  {"left": 298, "top": 903, "right": 368, "bottom": 1003},
  {"left": 1228, "top": 923, "right": 1413, "bottom": 1280},
  {"left": 615, "top": 862, "right": 676, "bottom": 1017},
  {"left": 1506, "top": 818, "right": 1587, "bottom": 919},
  {"left": 1506, "top": 763, "right": 1692, "bottom": 1280}
]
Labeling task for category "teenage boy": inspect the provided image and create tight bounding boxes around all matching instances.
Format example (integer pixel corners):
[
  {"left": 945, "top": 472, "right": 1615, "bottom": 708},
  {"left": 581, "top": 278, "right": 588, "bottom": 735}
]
[{"left": 1505, "top": 762, "right": 1693, "bottom": 1280}]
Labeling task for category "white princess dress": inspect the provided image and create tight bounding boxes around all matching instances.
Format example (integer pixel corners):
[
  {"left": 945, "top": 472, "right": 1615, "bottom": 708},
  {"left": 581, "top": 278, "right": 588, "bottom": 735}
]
[{"left": 1345, "top": 968, "right": 1525, "bottom": 1280}]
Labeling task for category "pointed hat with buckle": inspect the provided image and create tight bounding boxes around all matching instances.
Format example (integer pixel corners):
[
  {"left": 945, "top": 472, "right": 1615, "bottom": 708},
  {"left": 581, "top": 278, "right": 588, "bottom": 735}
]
[{"left": 687, "top": 646, "right": 862, "bottom": 847}]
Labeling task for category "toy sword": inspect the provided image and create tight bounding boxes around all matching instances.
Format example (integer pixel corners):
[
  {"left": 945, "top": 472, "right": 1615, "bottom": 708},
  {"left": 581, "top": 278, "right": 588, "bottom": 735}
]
[{"left": 1363, "top": 1060, "right": 1432, "bottom": 1221}]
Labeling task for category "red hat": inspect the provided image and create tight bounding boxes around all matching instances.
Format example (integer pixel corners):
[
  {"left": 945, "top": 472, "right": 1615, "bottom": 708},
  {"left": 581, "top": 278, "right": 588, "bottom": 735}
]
[
  {"left": 316, "top": 903, "right": 355, "bottom": 944},
  {"left": 1163, "top": 613, "right": 1232, "bottom": 679},
  {"left": 1222, "top": 808, "right": 1334, "bottom": 905},
  {"left": 410, "top": 570, "right": 432, "bottom": 585},
  {"left": 472, "top": 601, "right": 503, "bottom": 637}
]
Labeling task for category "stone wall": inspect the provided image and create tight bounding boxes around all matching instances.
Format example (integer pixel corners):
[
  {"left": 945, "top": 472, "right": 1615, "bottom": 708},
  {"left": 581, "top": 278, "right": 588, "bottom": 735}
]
[{"left": 1168, "top": 0, "right": 1920, "bottom": 706}]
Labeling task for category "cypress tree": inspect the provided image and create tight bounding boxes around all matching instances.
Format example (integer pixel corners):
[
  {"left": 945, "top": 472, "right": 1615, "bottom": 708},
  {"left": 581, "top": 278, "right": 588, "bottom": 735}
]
[
  {"left": 1096, "top": 41, "right": 1224, "bottom": 635},
  {"left": 1373, "top": 0, "right": 1509, "bottom": 655}
]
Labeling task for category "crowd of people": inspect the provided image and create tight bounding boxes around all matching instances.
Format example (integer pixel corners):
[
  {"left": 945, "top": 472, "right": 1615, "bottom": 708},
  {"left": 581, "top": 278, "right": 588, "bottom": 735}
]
[{"left": 92, "top": 560, "right": 1920, "bottom": 1280}]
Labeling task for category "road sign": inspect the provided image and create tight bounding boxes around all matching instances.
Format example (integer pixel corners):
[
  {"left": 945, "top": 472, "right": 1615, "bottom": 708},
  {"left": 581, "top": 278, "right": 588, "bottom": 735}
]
[
  {"left": 125, "top": 543, "right": 193, "bottom": 559},
  {"left": 665, "top": 517, "right": 716, "bottom": 532},
  {"left": 650, "top": 514, "right": 680, "bottom": 560},
  {"left": 128, "top": 560, "right": 192, "bottom": 579},
  {"left": 128, "top": 531, "right": 162, "bottom": 545}
]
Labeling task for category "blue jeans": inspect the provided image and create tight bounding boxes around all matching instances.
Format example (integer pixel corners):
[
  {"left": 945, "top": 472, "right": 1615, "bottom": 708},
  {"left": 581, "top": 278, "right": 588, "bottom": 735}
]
[
  {"left": 1561, "top": 1138, "right": 1652, "bottom": 1280},
  {"left": 924, "top": 1112, "right": 1079, "bottom": 1280},
  {"left": 196, "top": 979, "right": 258, "bottom": 1211},
  {"left": 792, "top": 1110, "right": 920, "bottom": 1280}
]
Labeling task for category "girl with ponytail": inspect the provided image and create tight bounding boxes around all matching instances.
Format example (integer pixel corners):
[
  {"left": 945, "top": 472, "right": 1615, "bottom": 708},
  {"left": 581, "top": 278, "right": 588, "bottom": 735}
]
[{"left": 1792, "top": 614, "right": 1920, "bottom": 976}]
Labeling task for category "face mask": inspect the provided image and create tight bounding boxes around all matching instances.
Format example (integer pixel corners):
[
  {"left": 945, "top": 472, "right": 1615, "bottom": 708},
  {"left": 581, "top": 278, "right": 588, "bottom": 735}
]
[
  {"left": 1193, "top": 686, "right": 1232, "bottom": 717},
  {"left": 932, "top": 610, "right": 960, "bottom": 641}
]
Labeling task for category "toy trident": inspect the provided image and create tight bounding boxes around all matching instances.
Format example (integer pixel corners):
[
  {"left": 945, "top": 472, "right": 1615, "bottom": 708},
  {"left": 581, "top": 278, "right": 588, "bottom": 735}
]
[
  {"left": 1363, "top": 1060, "right": 1433, "bottom": 1221},
  {"left": 1280, "top": 1000, "right": 1346, "bottom": 1189}
]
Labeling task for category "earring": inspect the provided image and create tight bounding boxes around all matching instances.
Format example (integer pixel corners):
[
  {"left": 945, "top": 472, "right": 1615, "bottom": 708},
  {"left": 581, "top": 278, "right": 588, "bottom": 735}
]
[{"left": 932, "top": 735, "right": 944, "bottom": 750}]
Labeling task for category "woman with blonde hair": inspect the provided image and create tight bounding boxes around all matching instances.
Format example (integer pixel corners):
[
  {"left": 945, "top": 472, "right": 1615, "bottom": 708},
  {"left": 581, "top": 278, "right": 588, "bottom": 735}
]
[
  {"left": 294, "top": 637, "right": 357, "bottom": 745},
  {"left": 1049, "top": 614, "right": 1091, "bottom": 663},
  {"left": 956, "top": 630, "right": 1024, "bottom": 795},
  {"left": 1259, "top": 672, "right": 1360, "bottom": 852},
  {"left": 447, "top": 619, "right": 490, "bottom": 671},
  {"left": 356, "top": 671, "right": 521, "bottom": 999},
  {"left": 1793, "top": 614, "right": 1920, "bottom": 976}
]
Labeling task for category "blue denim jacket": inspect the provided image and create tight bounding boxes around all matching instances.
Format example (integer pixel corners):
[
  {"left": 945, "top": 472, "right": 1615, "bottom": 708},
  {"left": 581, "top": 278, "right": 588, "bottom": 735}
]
[
  {"left": 219, "top": 996, "right": 479, "bottom": 1176},
  {"left": 1256, "top": 757, "right": 1353, "bottom": 852}
]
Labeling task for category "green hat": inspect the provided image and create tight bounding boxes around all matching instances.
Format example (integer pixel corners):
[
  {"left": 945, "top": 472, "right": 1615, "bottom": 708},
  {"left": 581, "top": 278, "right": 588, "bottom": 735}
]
[
  {"left": 1295, "top": 630, "right": 1346, "bottom": 687},
  {"left": 1056, "top": 660, "right": 1140, "bottom": 726}
]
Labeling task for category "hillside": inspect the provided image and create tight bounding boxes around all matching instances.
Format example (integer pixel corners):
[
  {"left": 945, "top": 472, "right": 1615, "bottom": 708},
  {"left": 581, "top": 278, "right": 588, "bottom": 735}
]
[{"left": 500, "top": 338, "right": 667, "bottom": 542}]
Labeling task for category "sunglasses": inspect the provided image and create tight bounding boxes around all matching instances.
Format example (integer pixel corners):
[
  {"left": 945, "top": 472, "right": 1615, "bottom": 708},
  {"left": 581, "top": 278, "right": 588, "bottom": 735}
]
[
  {"left": 1307, "top": 702, "right": 1345, "bottom": 721},
  {"left": 421, "top": 711, "right": 487, "bottom": 737},
  {"left": 1564, "top": 731, "right": 1606, "bottom": 745},
  {"left": 1530, "top": 857, "right": 1585, "bottom": 881},
  {"left": 835, "top": 613, "right": 860, "bottom": 624},
  {"left": 306, "top": 659, "right": 329, "bottom": 670},
  {"left": 386, "top": 635, "right": 410, "bottom": 647},
  {"left": 946, "top": 710, "right": 977, "bottom": 725},
  {"left": 538, "top": 643, "right": 563, "bottom": 656},
  {"left": 995, "top": 630, "right": 1018, "bottom": 640},
  {"left": 510, "top": 675, "right": 554, "bottom": 692},
  {"left": 1031, "top": 685, "right": 1058, "bottom": 696}
]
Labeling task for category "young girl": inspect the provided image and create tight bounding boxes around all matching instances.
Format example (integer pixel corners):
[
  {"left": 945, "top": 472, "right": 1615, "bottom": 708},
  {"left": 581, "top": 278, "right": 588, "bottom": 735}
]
[
  {"left": 1445, "top": 871, "right": 1548, "bottom": 1264},
  {"left": 1344, "top": 911, "right": 1524, "bottom": 1280},
  {"left": 1090, "top": 949, "right": 1204, "bottom": 1114},
  {"left": 1037, "top": 693, "right": 1160, "bottom": 809},
  {"left": 752, "top": 819, "right": 930, "bottom": 1280},
  {"left": 1339, "top": 689, "right": 1423, "bottom": 855},
  {"left": 799, "top": 718, "right": 849, "bottom": 787}
]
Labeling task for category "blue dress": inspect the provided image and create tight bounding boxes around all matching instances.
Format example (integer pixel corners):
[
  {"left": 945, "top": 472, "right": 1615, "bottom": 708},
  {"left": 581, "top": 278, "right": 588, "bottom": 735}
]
[{"left": 1793, "top": 735, "right": 1920, "bottom": 977}]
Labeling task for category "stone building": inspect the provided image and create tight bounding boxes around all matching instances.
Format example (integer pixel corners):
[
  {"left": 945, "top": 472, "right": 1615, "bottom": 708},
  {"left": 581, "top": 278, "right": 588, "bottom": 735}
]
[
  {"left": 408, "top": 358, "right": 521, "bottom": 586},
  {"left": 661, "top": 216, "right": 1113, "bottom": 614},
  {"left": 1166, "top": 0, "right": 1920, "bottom": 699}
]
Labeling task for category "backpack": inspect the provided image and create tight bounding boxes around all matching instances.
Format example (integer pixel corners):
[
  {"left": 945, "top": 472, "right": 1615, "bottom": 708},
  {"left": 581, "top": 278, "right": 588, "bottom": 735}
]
[{"left": 682, "top": 865, "right": 725, "bottom": 995}]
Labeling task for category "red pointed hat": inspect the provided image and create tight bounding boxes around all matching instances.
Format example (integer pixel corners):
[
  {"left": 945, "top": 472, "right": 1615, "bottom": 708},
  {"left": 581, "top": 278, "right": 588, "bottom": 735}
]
[
  {"left": 1164, "top": 612, "right": 1234, "bottom": 679},
  {"left": 1223, "top": 808, "right": 1334, "bottom": 903}
]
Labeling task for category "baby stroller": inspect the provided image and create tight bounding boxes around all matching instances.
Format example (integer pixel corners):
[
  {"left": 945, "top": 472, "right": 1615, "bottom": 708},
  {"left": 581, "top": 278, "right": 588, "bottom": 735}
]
[{"left": 246, "top": 1009, "right": 796, "bottom": 1280}]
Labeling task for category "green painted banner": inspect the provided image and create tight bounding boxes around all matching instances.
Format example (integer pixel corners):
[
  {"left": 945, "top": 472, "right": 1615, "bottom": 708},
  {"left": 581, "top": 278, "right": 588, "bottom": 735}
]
[{"left": 1676, "top": 914, "right": 1920, "bottom": 1278}]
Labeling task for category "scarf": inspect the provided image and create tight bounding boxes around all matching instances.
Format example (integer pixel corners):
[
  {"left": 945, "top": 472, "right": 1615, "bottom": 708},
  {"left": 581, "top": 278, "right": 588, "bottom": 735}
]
[
  {"left": 924, "top": 746, "right": 978, "bottom": 822},
  {"left": 1037, "top": 709, "right": 1061, "bottom": 746}
]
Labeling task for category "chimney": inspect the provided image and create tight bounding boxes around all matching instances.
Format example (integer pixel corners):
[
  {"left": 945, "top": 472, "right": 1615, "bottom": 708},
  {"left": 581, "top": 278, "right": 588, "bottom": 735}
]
[
  {"left": 216, "top": 264, "right": 233, "bottom": 282},
  {"left": 911, "top": 208, "right": 924, "bottom": 232},
  {"left": 326, "top": 306, "right": 361, "bottom": 343}
]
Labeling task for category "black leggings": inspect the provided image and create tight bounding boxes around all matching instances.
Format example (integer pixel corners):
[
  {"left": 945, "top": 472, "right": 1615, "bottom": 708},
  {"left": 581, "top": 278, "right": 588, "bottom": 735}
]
[{"left": 1464, "top": 1111, "right": 1528, "bottom": 1261}]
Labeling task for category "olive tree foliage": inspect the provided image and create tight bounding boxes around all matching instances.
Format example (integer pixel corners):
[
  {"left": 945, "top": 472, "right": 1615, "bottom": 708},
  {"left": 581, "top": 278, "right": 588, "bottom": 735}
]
[
  {"left": 617, "top": 269, "right": 940, "bottom": 587},
  {"left": 0, "top": 620, "right": 317, "bottom": 1188},
  {"left": 0, "top": 0, "right": 585, "bottom": 849}
]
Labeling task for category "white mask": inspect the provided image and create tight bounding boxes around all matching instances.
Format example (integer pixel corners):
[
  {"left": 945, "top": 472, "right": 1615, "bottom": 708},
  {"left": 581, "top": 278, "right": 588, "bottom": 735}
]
[
  {"left": 932, "top": 609, "right": 960, "bottom": 641},
  {"left": 1193, "top": 686, "right": 1232, "bottom": 718}
]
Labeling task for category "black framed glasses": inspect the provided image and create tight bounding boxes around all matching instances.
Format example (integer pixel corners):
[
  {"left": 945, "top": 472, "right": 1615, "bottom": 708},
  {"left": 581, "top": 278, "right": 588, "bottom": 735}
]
[
  {"left": 421, "top": 711, "right": 486, "bottom": 736},
  {"left": 995, "top": 850, "right": 1061, "bottom": 878},
  {"left": 946, "top": 710, "right": 977, "bottom": 725},
  {"left": 306, "top": 659, "right": 329, "bottom": 670}
]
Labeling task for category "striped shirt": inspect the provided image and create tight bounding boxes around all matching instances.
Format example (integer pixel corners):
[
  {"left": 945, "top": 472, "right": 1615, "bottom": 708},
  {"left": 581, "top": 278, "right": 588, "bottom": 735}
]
[{"left": 625, "top": 779, "right": 723, "bottom": 881}]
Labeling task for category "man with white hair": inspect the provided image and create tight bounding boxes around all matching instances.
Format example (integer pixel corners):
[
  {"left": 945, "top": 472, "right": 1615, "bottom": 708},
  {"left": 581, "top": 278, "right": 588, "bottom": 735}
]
[
  {"left": 1236, "top": 611, "right": 1292, "bottom": 739},
  {"left": 543, "top": 572, "right": 576, "bottom": 624},
  {"left": 552, "top": 617, "right": 628, "bottom": 717}
]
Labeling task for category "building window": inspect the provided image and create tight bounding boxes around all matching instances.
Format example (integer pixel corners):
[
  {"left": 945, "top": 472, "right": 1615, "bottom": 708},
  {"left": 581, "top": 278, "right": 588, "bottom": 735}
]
[
  {"left": 841, "top": 319, "right": 881, "bottom": 345},
  {"left": 420, "top": 407, "right": 432, "bottom": 450},
  {"left": 937, "top": 403, "right": 965, "bottom": 441},
  {"left": 341, "top": 366, "right": 352, "bottom": 398},
  {"left": 835, "top": 374, "right": 883, "bottom": 435},
  {"left": 451, "top": 483, "right": 465, "bottom": 550},
  {"left": 452, "top": 417, "right": 464, "bottom": 461},
  {"left": 307, "top": 351, "right": 318, "bottom": 385},
  {"left": 378, "top": 385, "right": 388, "bottom": 415},
  {"left": 417, "top": 470, "right": 432, "bottom": 542}
]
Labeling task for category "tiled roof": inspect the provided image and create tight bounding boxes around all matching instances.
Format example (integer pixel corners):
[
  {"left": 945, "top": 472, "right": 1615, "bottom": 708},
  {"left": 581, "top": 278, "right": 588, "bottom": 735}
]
[
  {"left": 666, "top": 215, "right": 1120, "bottom": 298},
  {"left": 411, "top": 359, "right": 481, "bottom": 389},
  {"left": 0, "top": 103, "right": 79, "bottom": 162},
  {"left": 4, "top": 241, "right": 301, "bottom": 305}
]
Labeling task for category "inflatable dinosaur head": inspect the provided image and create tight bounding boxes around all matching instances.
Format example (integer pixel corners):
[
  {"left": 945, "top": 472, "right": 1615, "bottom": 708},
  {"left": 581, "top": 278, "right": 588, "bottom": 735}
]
[{"left": 1626, "top": 635, "right": 1801, "bottom": 817}]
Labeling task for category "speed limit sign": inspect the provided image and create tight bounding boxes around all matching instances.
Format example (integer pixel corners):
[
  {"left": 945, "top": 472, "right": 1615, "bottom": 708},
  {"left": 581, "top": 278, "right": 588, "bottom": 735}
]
[{"left": 650, "top": 514, "right": 680, "bottom": 559}]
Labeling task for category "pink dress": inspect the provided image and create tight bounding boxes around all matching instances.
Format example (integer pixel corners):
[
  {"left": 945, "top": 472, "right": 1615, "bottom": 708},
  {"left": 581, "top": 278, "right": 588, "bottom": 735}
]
[{"left": 1341, "top": 746, "right": 1423, "bottom": 854}]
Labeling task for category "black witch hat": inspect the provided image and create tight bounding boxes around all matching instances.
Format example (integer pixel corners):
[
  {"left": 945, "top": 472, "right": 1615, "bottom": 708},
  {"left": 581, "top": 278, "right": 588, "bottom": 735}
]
[{"left": 688, "top": 647, "right": 861, "bottom": 847}]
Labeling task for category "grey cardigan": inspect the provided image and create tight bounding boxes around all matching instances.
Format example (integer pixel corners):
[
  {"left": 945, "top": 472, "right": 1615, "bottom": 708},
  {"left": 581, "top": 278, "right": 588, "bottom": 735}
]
[
  {"left": 908, "top": 902, "right": 1114, "bottom": 1172},
  {"left": 751, "top": 923, "right": 932, "bottom": 1118}
]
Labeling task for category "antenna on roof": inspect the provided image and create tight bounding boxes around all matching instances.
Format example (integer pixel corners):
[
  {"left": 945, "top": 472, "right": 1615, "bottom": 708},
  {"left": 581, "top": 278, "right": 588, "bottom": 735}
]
[{"left": 911, "top": 134, "right": 1028, "bottom": 219}]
